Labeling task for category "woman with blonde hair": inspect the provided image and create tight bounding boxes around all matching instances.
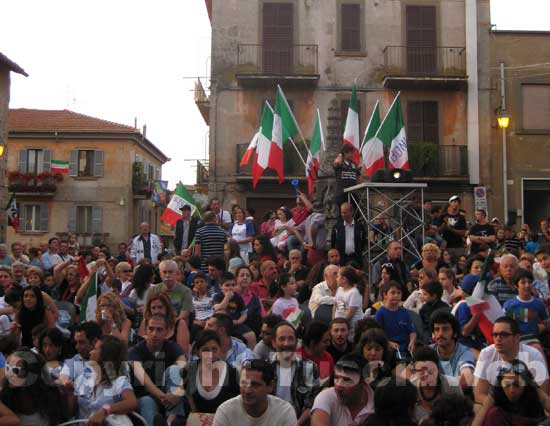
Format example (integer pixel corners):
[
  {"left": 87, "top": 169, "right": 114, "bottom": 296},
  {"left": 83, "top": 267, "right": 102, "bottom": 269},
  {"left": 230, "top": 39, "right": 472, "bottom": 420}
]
[
  {"left": 114, "top": 261, "right": 133, "bottom": 297},
  {"left": 94, "top": 292, "right": 132, "bottom": 342}
]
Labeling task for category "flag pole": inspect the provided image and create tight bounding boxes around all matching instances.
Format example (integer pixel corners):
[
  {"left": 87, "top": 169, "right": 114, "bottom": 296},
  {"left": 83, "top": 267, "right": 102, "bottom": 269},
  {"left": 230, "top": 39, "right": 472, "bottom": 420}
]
[
  {"left": 372, "top": 91, "right": 401, "bottom": 141},
  {"left": 317, "top": 108, "right": 327, "bottom": 152},
  {"left": 276, "top": 85, "right": 313, "bottom": 159},
  {"left": 359, "top": 100, "right": 381, "bottom": 152},
  {"left": 288, "top": 137, "right": 308, "bottom": 169}
]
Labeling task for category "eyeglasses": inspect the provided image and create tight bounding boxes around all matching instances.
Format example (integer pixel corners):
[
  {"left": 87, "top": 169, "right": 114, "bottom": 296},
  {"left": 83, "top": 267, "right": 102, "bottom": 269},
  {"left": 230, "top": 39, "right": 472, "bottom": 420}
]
[
  {"left": 491, "top": 331, "right": 514, "bottom": 339},
  {"left": 498, "top": 362, "right": 528, "bottom": 376},
  {"left": 6, "top": 364, "right": 24, "bottom": 375},
  {"left": 121, "top": 269, "right": 132, "bottom": 273}
]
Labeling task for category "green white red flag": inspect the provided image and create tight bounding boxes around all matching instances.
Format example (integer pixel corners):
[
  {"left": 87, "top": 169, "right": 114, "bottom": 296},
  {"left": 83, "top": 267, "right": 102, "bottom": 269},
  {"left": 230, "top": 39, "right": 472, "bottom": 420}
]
[
  {"left": 361, "top": 101, "right": 384, "bottom": 177},
  {"left": 343, "top": 81, "right": 361, "bottom": 165},
  {"left": 306, "top": 109, "right": 324, "bottom": 196},
  {"left": 80, "top": 272, "right": 97, "bottom": 323},
  {"left": 160, "top": 182, "right": 197, "bottom": 226},
  {"left": 375, "top": 92, "right": 409, "bottom": 170},
  {"left": 251, "top": 102, "right": 274, "bottom": 188},
  {"left": 240, "top": 132, "right": 258, "bottom": 167},
  {"left": 51, "top": 160, "right": 69, "bottom": 174}
]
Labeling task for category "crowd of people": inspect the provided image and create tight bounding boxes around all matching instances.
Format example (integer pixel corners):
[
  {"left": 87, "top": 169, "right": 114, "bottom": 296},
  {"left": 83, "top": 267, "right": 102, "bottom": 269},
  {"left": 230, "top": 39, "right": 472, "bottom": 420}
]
[{"left": 1, "top": 187, "right": 550, "bottom": 426}]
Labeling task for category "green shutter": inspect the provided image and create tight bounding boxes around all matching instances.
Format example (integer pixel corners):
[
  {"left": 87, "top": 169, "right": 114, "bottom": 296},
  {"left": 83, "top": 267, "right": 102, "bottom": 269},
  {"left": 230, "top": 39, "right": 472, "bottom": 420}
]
[
  {"left": 91, "top": 207, "right": 103, "bottom": 234},
  {"left": 42, "top": 149, "right": 51, "bottom": 172},
  {"left": 94, "top": 151, "right": 104, "bottom": 177},
  {"left": 69, "top": 150, "right": 78, "bottom": 176},
  {"left": 68, "top": 206, "right": 77, "bottom": 232},
  {"left": 39, "top": 205, "right": 49, "bottom": 232}
]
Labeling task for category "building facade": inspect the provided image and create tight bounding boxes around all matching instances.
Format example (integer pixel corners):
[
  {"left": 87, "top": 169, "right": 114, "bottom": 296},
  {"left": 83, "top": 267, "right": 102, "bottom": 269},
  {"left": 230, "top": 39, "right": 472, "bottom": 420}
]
[
  {"left": 7, "top": 109, "right": 169, "bottom": 251},
  {"left": 202, "top": 0, "right": 492, "bottom": 220}
]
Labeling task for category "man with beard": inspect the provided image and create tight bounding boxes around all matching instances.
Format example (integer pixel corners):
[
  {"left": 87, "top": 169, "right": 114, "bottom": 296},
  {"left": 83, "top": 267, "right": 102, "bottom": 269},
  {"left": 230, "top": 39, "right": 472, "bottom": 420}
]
[
  {"left": 251, "top": 260, "right": 279, "bottom": 303},
  {"left": 327, "top": 249, "right": 341, "bottom": 266},
  {"left": 310, "top": 354, "right": 375, "bottom": 426},
  {"left": 428, "top": 311, "right": 474, "bottom": 389},
  {"left": 271, "top": 321, "right": 320, "bottom": 425},
  {"left": 326, "top": 318, "right": 351, "bottom": 363}
]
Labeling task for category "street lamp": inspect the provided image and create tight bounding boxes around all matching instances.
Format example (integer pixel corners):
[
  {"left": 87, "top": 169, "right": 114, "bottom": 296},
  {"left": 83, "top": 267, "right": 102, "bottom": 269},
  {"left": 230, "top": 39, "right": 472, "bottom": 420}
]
[{"left": 497, "top": 108, "right": 510, "bottom": 224}]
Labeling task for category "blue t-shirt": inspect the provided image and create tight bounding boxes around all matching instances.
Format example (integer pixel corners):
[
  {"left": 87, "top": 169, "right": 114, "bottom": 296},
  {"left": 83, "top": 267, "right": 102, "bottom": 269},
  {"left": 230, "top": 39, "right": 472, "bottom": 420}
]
[
  {"left": 429, "top": 342, "right": 475, "bottom": 377},
  {"left": 374, "top": 306, "right": 415, "bottom": 353},
  {"left": 503, "top": 296, "right": 548, "bottom": 339}
]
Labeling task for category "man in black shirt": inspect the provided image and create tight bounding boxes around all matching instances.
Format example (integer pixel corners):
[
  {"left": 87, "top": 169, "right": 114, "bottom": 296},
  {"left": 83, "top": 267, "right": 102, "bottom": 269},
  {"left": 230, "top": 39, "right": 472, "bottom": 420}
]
[
  {"left": 437, "top": 195, "right": 467, "bottom": 260},
  {"left": 468, "top": 209, "right": 496, "bottom": 254},
  {"left": 333, "top": 145, "right": 361, "bottom": 208},
  {"left": 327, "top": 318, "right": 351, "bottom": 363},
  {"left": 129, "top": 315, "right": 187, "bottom": 425}
]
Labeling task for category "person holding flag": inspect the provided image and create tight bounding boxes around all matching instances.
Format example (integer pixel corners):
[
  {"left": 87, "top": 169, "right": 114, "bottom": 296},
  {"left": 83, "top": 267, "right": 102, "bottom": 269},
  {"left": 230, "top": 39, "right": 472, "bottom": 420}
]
[
  {"left": 175, "top": 204, "right": 200, "bottom": 256},
  {"left": 161, "top": 182, "right": 198, "bottom": 227}
]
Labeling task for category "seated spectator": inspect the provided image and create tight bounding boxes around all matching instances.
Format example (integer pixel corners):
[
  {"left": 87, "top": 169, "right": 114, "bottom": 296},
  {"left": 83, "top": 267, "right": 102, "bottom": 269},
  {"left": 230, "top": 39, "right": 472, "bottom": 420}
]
[
  {"left": 374, "top": 263, "right": 401, "bottom": 303},
  {"left": 28, "top": 247, "right": 43, "bottom": 269},
  {"left": 224, "top": 240, "right": 244, "bottom": 275},
  {"left": 309, "top": 264, "right": 339, "bottom": 321},
  {"left": 356, "top": 328, "right": 395, "bottom": 385},
  {"left": 11, "top": 262, "right": 26, "bottom": 288},
  {"left": 487, "top": 254, "right": 518, "bottom": 306},
  {"left": 363, "top": 376, "right": 418, "bottom": 426},
  {"left": 55, "top": 258, "right": 84, "bottom": 303},
  {"left": 253, "top": 314, "right": 281, "bottom": 361},
  {"left": 404, "top": 267, "right": 437, "bottom": 313},
  {"left": 473, "top": 359, "right": 549, "bottom": 426},
  {"left": 39, "top": 327, "right": 65, "bottom": 383},
  {"left": 284, "top": 250, "right": 310, "bottom": 303},
  {"left": 94, "top": 292, "right": 132, "bottom": 342},
  {"left": 192, "top": 272, "right": 215, "bottom": 331},
  {"left": 311, "top": 354, "right": 375, "bottom": 425},
  {"left": 438, "top": 267, "right": 462, "bottom": 306},
  {"left": 418, "top": 281, "right": 450, "bottom": 339},
  {"left": 74, "top": 335, "right": 138, "bottom": 423},
  {"left": 333, "top": 266, "right": 364, "bottom": 342},
  {"left": 460, "top": 255, "right": 485, "bottom": 294},
  {"left": 128, "top": 263, "right": 156, "bottom": 327},
  {"left": 297, "top": 321, "right": 334, "bottom": 382},
  {"left": 251, "top": 235, "right": 277, "bottom": 263},
  {"left": 213, "top": 272, "right": 256, "bottom": 349},
  {"left": 229, "top": 206, "right": 255, "bottom": 263},
  {"left": 183, "top": 330, "right": 239, "bottom": 415},
  {"left": 423, "top": 394, "right": 474, "bottom": 426},
  {"left": 270, "top": 207, "right": 295, "bottom": 251},
  {"left": 374, "top": 281, "right": 417, "bottom": 355},
  {"left": 235, "top": 266, "right": 264, "bottom": 337},
  {"left": 213, "top": 359, "right": 296, "bottom": 426},
  {"left": 129, "top": 314, "right": 186, "bottom": 425},
  {"left": 251, "top": 260, "right": 279, "bottom": 311},
  {"left": 326, "top": 318, "right": 351, "bottom": 363},
  {"left": 259, "top": 211, "right": 277, "bottom": 237},
  {"left": 206, "top": 256, "right": 225, "bottom": 295},
  {"left": 115, "top": 261, "right": 134, "bottom": 298},
  {"left": 271, "top": 273, "right": 299, "bottom": 320},
  {"left": 14, "top": 286, "right": 56, "bottom": 348},
  {"left": 0, "top": 348, "right": 66, "bottom": 424}
]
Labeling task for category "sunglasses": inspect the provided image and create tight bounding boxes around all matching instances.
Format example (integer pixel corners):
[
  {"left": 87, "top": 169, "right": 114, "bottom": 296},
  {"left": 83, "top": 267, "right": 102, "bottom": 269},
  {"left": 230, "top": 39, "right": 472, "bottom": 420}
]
[
  {"left": 121, "top": 269, "right": 132, "bottom": 273},
  {"left": 491, "top": 331, "right": 514, "bottom": 339},
  {"left": 498, "top": 362, "right": 528, "bottom": 376},
  {"left": 6, "top": 364, "right": 25, "bottom": 376}
]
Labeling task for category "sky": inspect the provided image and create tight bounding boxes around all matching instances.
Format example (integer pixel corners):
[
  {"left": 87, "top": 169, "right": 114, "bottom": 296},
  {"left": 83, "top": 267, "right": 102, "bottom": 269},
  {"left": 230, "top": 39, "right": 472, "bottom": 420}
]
[{"left": 0, "top": 0, "right": 549, "bottom": 189}]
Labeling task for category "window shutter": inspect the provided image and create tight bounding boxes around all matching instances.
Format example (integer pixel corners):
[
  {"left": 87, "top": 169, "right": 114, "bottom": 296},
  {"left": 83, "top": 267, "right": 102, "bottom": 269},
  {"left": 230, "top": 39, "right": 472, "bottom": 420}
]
[
  {"left": 69, "top": 150, "right": 78, "bottom": 176},
  {"left": 423, "top": 102, "right": 439, "bottom": 144},
  {"left": 42, "top": 149, "right": 51, "bottom": 172},
  {"left": 19, "top": 205, "right": 27, "bottom": 232},
  {"left": 94, "top": 150, "right": 104, "bottom": 177},
  {"left": 39, "top": 205, "right": 49, "bottom": 232},
  {"left": 341, "top": 4, "right": 361, "bottom": 51},
  {"left": 156, "top": 167, "right": 161, "bottom": 180},
  {"left": 19, "top": 149, "right": 27, "bottom": 173},
  {"left": 91, "top": 207, "right": 103, "bottom": 234},
  {"left": 68, "top": 206, "right": 77, "bottom": 233},
  {"left": 407, "top": 102, "right": 423, "bottom": 143}
]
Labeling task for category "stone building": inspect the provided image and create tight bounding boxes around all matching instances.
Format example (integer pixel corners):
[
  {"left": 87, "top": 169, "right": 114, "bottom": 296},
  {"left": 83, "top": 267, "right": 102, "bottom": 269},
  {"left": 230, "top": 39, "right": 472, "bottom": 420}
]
[
  {"left": 6, "top": 109, "right": 169, "bottom": 251},
  {"left": 0, "top": 53, "right": 27, "bottom": 242},
  {"left": 201, "top": 0, "right": 492, "bottom": 221}
]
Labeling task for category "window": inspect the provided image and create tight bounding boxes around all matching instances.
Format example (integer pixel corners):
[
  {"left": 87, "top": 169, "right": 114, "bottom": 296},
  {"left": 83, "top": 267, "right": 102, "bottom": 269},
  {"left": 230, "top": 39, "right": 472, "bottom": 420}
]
[
  {"left": 68, "top": 206, "right": 103, "bottom": 233},
  {"left": 341, "top": 3, "right": 361, "bottom": 52},
  {"left": 19, "top": 205, "right": 48, "bottom": 232},
  {"left": 18, "top": 149, "right": 51, "bottom": 174},
  {"left": 69, "top": 150, "right": 104, "bottom": 177},
  {"left": 407, "top": 101, "right": 439, "bottom": 143},
  {"left": 522, "top": 84, "right": 550, "bottom": 130}
]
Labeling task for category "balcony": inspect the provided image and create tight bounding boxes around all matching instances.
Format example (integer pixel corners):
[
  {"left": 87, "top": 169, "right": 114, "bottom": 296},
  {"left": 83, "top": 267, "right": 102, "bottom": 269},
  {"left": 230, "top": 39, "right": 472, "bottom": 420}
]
[
  {"left": 8, "top": 171, "right": 62, "bottom": 197},
  {"left": 409, "top": 144, "right": 468, "bottom": 179},
  {"left": 382, "top": 46, "right": 467, "bottom": 90},
  {"left": 236, "top": 44, "right": 319, "bottom": 87},
  {"left": 236, "top": 141, "right": 308, "bottom": 180},
  {"left": 132, "top": 162, "right": 152, "bottom": 198},
  {"left": 194, "top": 77, "right": 210, "bottom": 125}
]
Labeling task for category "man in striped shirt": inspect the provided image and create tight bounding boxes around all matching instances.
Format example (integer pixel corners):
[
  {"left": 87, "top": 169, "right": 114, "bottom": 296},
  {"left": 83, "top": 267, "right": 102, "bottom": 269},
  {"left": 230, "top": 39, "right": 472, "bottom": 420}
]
[{"left": 194, "top": 211, "right": 228, "bottom": 273}]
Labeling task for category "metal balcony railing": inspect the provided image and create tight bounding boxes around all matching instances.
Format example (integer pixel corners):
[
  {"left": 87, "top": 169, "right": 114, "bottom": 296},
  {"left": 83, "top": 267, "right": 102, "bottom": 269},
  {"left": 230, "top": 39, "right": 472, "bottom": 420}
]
[
  {"left": 237, "top": 44, "right": 318, "bottom": 75},
  {"left": 383, "top": 46, "right": 466, "bottom": 77},
  {"left": 409, "top": 144, "right": 468, "bottom": 177}
]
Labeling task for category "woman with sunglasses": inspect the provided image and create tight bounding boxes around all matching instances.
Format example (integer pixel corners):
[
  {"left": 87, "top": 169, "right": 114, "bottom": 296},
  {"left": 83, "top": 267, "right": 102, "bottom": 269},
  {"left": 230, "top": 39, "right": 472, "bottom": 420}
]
[
  {"left": 115, "top": 262, "right": 133, "bottom": 298},
  {"left": 472, "top": 359, "right": 550, "bottom": 426},
  {"left": 1, "top": 348, "right": 67, "bottom": 425}
]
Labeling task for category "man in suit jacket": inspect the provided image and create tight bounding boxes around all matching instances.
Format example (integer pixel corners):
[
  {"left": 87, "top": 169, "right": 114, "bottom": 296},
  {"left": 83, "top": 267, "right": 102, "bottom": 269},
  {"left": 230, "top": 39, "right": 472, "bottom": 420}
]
[
  {"left": 174, "top": 205, "right": 200, "bottom": 255},
  {"left": 331, "top": 202, "right": 366, "bottom": 267}
]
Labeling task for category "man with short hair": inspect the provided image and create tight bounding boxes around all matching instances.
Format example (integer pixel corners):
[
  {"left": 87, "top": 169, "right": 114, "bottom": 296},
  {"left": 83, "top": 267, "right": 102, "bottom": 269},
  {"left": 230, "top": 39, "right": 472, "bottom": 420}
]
[
  {"left": 254, "top": 314, "right": 282, "bottom": 361},
  {"left": 309, "top": 265, "right": 339, "bottom": 319},
  {"left": 436, "top": 195, "right": 467, "bottom": 260},
  {"left": 131, "top": 222, "right": 162, "bottom": 264},
  {"left": 11, "top": 242, "right": 29, "bottom": 264},
  {"left": 487, "top": 254, "right": 519, "bottom": 306},
  {"left": 271, "top": 321, "right": 320, "bottom": 425},
  {"left": 209, "top": 198, "right": 232, "bottom": 230},
  {"left": 213, "top": 359, "right": 297, "bottom": 426},
  {"left": 473, "top": 316, "right": 550, "bottom": 404},
  {"left": 58, "top": 240, "right": 72, "bottom": 262},
  {"left": 429, "top": 310, "right": 474, "bottom": 389},
  {"left": 174, "top": 204, "right": 200, "bottom": 256},
  {"left": 311, "top": 354, "right": 375, "bottom": 426},
  {"left": 331, "top": 202, "right": 366, "bottom": 267},
  {"left": 327, "top": 249, "right": 341, "bottom": 266},
  {"left": 251, "top": 260, "right": 278, "bottom": 302},
  {"left": 206, "top": 256, "right": 225, "bottom": 294},
  {"left": 371, "top": 241, "right": 410, "bottom": 299},
  {"left": 538, "top": 219, "right": 550, "bottom": 244},
  {"left": 333, "top": 145, "right": 361, "bottom": 208},
  {"left": 468, "top": 209, "right": 496, "bottom": 254},
  {"left": 129, "top": 315, "right": 187, "bottom": 425},
  {"left": 41, "top": 237, "right": 61, "bottom": 271},
  {"left": 326, "top": 319, "right": 351, "bottom": 363},
  {"left": 194, "top": 211, "right": 228, "bottom": 273},
  {"left": 115, "top": 242, "right": 129, "bottom": 263}
]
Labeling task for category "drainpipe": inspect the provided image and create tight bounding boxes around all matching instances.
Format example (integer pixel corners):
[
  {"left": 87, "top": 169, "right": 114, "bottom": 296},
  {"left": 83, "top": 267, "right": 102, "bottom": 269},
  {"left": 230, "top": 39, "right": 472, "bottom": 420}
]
[{"left": 465, "top": 0, "right": 480, "bottom": 185}]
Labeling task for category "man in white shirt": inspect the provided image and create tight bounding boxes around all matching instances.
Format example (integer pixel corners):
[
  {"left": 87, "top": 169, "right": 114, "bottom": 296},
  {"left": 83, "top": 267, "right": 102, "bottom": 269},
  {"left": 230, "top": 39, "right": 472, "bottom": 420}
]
[
  {"left": 213, "top": 359, "right": 297, "bottom": 426},
  {"left": 309, "top": 265, "right": 339, "bottom": 318},
  {"left": 210, "top": 198, "right": 232, "bottom": 231},
  {"left": 473, "top": 316, "right": 550, "bottom": 404}
]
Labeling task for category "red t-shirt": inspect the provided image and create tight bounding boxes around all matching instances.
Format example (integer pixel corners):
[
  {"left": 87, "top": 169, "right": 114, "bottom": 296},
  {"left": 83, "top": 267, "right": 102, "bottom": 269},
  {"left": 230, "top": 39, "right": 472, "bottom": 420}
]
[
  {"left": 291, "top": 206, "right": 310, "bottom": 226},
  {"left": 250, "top": 280, "right": 270, "bottom": 300},
  {"left": 296, "top": 348, "right": 334, "bottom": 380}
]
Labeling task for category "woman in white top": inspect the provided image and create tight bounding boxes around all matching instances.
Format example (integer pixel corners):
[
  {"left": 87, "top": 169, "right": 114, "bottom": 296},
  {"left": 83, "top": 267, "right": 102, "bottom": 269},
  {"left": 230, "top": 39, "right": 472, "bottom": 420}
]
[
  {"left": 333, "top": 266, "right": 364, "bottom": 342},
  {"left": 229, "top": 207, "right": 255, "bottom": 263}
]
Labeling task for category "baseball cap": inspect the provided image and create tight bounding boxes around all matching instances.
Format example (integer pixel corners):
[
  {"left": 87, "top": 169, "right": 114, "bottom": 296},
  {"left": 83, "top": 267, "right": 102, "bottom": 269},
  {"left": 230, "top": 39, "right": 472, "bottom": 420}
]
[{"left": 448, "top": 195, "right": 460, "bottom": 203}]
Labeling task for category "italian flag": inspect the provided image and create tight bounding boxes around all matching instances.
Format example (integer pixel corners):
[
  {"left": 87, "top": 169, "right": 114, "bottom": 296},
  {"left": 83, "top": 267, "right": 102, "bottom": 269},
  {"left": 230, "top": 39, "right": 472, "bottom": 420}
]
[
  {"left": 251, "top": 102, "right": 274, "bottom": 188},
  {"left": 80, "top": 272, "right": 97, "bottom": 323},
  {"left": 375, "top": 92, "right": 409, "bottom": 170},
  {"left": 51, "top": 160, "right": 69, "bottom": 174},
  {"left": 343, "top": 81, "right": 361, "bottom": 165},
  {"left": 306, "top": 109, "right": 324, "bottom": 196},
  {"left": 270, "top": 85, "right": 300, "bottom": 183},
  {"left": 160, "top": 182, "right": 197, "bottom": 226},
  {"left": 240, "top": 132, "right": 258, "bottom": 167},
  {"left": 361, "top": 100, "right": 384, "bottom": 177}
]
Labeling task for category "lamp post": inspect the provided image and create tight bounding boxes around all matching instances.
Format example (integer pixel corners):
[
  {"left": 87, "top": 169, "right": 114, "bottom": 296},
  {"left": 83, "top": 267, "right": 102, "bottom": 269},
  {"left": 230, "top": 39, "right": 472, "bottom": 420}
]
[{"left": 497, "top": 109, "right": 510, "bottom": 225}]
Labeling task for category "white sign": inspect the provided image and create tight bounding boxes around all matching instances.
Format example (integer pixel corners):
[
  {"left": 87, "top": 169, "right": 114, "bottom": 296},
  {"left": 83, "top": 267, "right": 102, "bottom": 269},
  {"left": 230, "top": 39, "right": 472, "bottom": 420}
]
[{"left": 474, "top": 186, "right": 488, "bottom": 212}]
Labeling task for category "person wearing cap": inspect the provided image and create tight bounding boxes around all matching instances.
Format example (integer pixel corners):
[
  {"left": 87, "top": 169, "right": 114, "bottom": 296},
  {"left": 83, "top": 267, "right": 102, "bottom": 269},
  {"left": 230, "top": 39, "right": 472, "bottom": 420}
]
[
  {"left": 436, "top": 195, "right": 467, "bottom": 261},
  {"left": 174, "top": 204, "right": 200, "bottom": 256},
  {"left": 310, "top": 353, "right": 375, "bottom": 426},
  {"left": 468, "top": 208, "right": 496, "bottom": 254}
]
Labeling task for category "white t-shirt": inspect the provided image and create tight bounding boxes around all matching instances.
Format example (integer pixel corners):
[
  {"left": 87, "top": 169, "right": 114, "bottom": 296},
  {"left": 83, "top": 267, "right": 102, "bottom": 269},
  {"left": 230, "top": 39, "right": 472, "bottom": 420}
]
[
  {"left": 474, "top": 343, "right": 549, "bottom": 386},
  {"left": 213, "top": 395, "right": 297, "bottom": 426},
  {"left": 231, "top": 222, "right": 252, "bottom": 254},
  {"left": 271, "top": 297, "right": 299, "bottom": 317},
  {"left": 312, "top": 387, "right": 375, "bottom": 426},
  {"left": 335, "top": 286, "right": 364, "bottom": 333}
]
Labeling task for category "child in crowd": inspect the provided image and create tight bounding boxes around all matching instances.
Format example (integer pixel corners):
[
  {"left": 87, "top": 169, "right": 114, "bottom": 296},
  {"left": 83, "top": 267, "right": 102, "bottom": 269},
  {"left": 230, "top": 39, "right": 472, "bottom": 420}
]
[
  {"left": 192, "top": 272, "right": 214, "bottom": 329},
  {"left": 213, "top": 272, "right": 256, "bottom": 349},
  {"left": 271, "top": 273, "right": 299, "bottom": 317},
  {"left": 503, "top": 268, "right": 549, "bottom": 355},
  {"left": 438, "top": 267, "right": 462, "bottom": 306},
  {"left": 460, "top": 255, "right": 485, "bottom": 294},
  {"left": 334, "top": 266, "right": 366, "bottom": 342},
  {"left": 186, "top": 256, "right": 202, "bottom": 289},
  {"left": 31, "top": 323, "right": 48, "bottom": 354},
  {"left": 374, "top": 281, "right": 417, "bottom": 355},
  {"left": 419, "top": 281, "right": 450, "bottom": 339}
]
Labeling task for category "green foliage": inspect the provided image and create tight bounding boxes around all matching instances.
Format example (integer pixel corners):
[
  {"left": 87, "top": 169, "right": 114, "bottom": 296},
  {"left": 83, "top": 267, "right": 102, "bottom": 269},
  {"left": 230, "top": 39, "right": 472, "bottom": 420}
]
[{"left": 409, "top": 143, "right": 439, "bottom": 177}]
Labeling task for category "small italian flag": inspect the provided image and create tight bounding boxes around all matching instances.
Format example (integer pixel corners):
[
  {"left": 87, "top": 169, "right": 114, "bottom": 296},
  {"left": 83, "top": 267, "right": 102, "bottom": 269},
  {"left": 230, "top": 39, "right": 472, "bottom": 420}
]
[
  {"left": 361, "top": 100, "right": 384, "bottom": 177},
  {"left": 80, "top": 272, "right": 97, "bottom": 323},
  {"left": 375, "top": 92, "right": 409, "bottom": 170},
  {"left": 343, "top": 81, "right": 361, "bottom": 165},
  {"left": 160, "top": 182, "right": 197, "bottom": 226},
  {"left": 306, "top": 109, "right": 324, "bottom": 196},
  {"left": 51, "top": 160, "right": 69, "bottom": 174}
]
